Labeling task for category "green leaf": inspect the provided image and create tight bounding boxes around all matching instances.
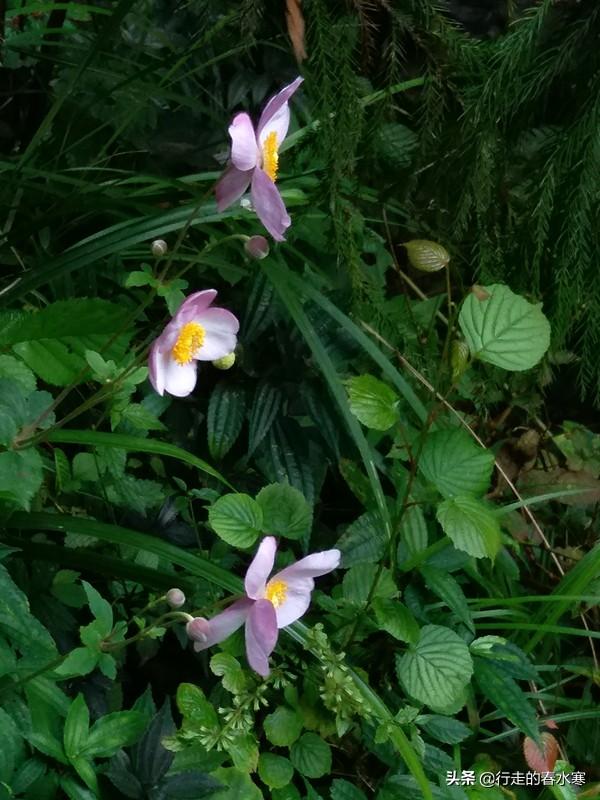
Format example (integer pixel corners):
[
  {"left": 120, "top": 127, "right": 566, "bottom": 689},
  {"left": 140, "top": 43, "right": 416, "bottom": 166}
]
[
  {"left": 176, "top": 683, "right": 218, "bottom": 729},
  {"left": 346, "top": 375, "right": 399, "bottom": 431},
  {"left": 459, "top": 284, "right": 551, "bottom": 371},
  {"left": 396, "top": 624, "right": 473, "bottom": 711},
  {"left": 404, "top": 240, "right": 449, "bottom": 273},
  {"left": 227, "top": 734, "right": 259, "bottom": 773},
  {"left": 400, "top": 506, "right": 428, "bottom": 557},
  {"left": 372, "top": 598, "right": 420, "bottom": 645},
  {"left": 418, "top": 429, "right": 494, "bottom": 498},
  {"left": 419, "top": 566, "right": 474, "bottom": 633},
  {"left": 54, "top": 647, "right": 98, "bottom": 679},
  {"left": 290, "top": 733, "right": 332, "bottom": 779},
  {"left": 473, "top": 657, "right": 539, "bottom": 741},
  {"left": 263, "top": 707, "right": 304, "bottom": 747},
  {"left": 256, "top": 484, "right": 312, "bottom": 540},
  {"left": 208, "top": 494, "right": 263, "bottom": 548},
  {"left": 80, "top": 711, "right": 147, "bottom": 758},
  {"left": 3, "top": 299, "right": 133, "bottom": 386},
  {"left": 417, "top": 715, "right": 472, "bottom": 744},
  {"left": 338, "top": 512, "right": 386, "bottom": 567},
  {"left": 0, "top": 707, "right": 23, "bottom": 784},
  {"left": 331, "top": 779, "right": 368, "bottom": 800},
  {"left": 207, "top": 383, "right": 246, "bottom": 460},
  {"left": 436, "top": 495, "right": 502, "bottom": 560},
  {"left": 258, "top": 753, "right": 294, "bottom": 789},
  {"left": 82, "top": 581, "right": 113, "bottom": 633},
  {"left": 342, "top": 565, "right": 397, "bottom": 605},
  {"left": 0, "top": 355, "right": 36, "bottom": 392},
  {"left": 0, "top": 448, "right": 44, "bottom": 510},
  {"left": 248, "top": 382, "right": 283, "bottom": 456},
  {"left": 0, "top": 564, "right": 56, "bottom": 657},
  {"left": 272, "top": 787, "right": 301, "bottom": 800},
  {"left": 210, "top": 653, "right": 247, "bottom": 694},
  {"left": 211, "top": 767, "right": 263, "bottom": 800},
  {"left": 64, "top": 695, "right": 90, "bottom": 761}
]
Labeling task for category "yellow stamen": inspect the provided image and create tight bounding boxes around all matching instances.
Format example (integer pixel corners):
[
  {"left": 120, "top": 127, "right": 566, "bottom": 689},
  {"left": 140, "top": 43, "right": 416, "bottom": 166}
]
[
  {"left": 171, "top": 322, "right": 205, "bottom": 365},
  {"left": 265, "top": 579, "right": 287, "bottom": 608},
  {"left": 262, "top": 131, "right": 279, "bottom": 182}
]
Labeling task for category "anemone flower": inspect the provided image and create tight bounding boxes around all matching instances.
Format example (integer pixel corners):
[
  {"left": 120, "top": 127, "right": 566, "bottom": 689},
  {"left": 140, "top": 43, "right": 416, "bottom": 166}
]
[
  {"left": 149, "top": 290, "right": 238, "bottom": 398},
  {"left": 215, "top": 77, "right": 304, "bottom": 242},
  {"left": 186, "top": 536, "right": 340, "bottom": 677}
]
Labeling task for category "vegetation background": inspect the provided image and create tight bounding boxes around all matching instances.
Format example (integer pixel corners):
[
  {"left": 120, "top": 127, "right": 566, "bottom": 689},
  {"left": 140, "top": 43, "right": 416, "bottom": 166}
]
[{"left": 0, "top": 1, "right": 599, "bottom": 799}]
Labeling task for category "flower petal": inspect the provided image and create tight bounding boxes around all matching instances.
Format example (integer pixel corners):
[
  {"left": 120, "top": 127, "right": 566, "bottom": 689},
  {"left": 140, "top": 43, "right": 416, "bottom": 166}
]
[
  {"left": 273, "top": 584, "right": 312, "bottom": 628},
  {"left": 258, "top": 103, "right": 290, "bottom": 151},
  {"left": 251, "top": 168, "right": 291, "bottom": 242},
  {"left": 161, "top": 353, "right": 198, "bottom": 398},
  {"left": 192, "top": 598, "right": 253, "bottom": 652},
  {"left": 245, "top": 599, "right": 278, "bottom": 677},
  {"left": 194, "top": 307, "right": 240, "bottom": 361},
  {"left": 148, "top": 338, "right": 166, "bottom": 396},
  {"left": 176, "top": 290, "right": 217, "bottom": 319},
  {"left": 257, "top": 77, "right": 304, "bottom": 140},
  {"left": 274, "top": 549, "right": 341, "bottom": 582},
  {"left": 271, "top": 549, "right": 341, "bottom": 628},
  {"left": 215, "top": 166, "right": 253, "bottom": 212},
  {"left": 245, "top": 536, "right": 277, "bottom": 600},
  {"left": 228, "top": 112, "right": 258, "bottom": 171}
]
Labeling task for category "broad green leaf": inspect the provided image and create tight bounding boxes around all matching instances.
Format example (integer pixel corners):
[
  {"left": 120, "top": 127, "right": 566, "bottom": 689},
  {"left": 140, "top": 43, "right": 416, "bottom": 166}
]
[
  {"left": 419, "top": 566, "right": 474, "bottom": 633},
  {"left": 256, "top": 483, "right": 312, "bottom": 540},
  {"left": 346, "top": 375, "right": 399, "bottom": 430},
  {"left": 255, "top": 419, "right": 322, "bottom": 506},
  {"left": 342, "top": 565, "right": 397, "bottom": 605},
  {"left": 290, "top": 733, "right": 332, "bottom": 779},
  {"left": 209, "top": 653, "right": 247, "bottom": 694},
  {"left": 207, "top": 383, "right": 246, "bottom": 460},
  {"left": 338, "top": 512, "right": 386, "bottom": 567},
  {"left": 258, "top": 753, "right": 294, "bottom": 789},
  {"left": 459, "top": 284, "right": 551, "bottom": 371},
  {"left": 473, "top": 657, "right": 539, "bottom": 741},
  {"left": 372, "top": 598, "right": 420, "bottom": 645},
  {"left": 82, "top": 581, "right": 113, "bottom": 633},
  {"left": 54, "top": 647, "right": 98, "bottom": 679},
  {"left": 10, "top": 757, "right": 46, "bottom": 795},
  {"left": 418, "top": 429, "right": 494, "bottom": 498},
  {"left": 0, "top": 355, "right": 36, "bottom": 392},
  {"left": 436, "top": 495, "right": 502, "bottom": 560},
  {"left": 396, "top": 624, "right": 473, "bottom": 711},
  {"left": 3, "top": 299, "right": 133, "bottom": 386},
  {"left": 416, "top": 715, "right": 472, "bottom": 744},
  {"left": 0, "top": 564, "right": 56, "bottom": 657},
  {"left": 399, "top": 505, "right": 428, "bottom": 557},
  {"left": 0, "top": 707, "right": 23, "bottom": 784},
  {"left": 0, "top": 448, "right": 44, "bottom": 510},
  {"left": 211, "top": 767, "right": 263, "bottom": 800},
  {"left": 331, "top": 779, "right": 368, "bottom": 800},
  {"left": 176, "top": 683, "right": 218, "bottom": 729},
  {"left": 208, "top": 494, "right": 262, "bottom": 548},
  {"left": 272, "top": 787, "right": 301, "bottom": 800},
  {"left": 63, "top": 695, "right": 90, "bottom": 761},
  {"left": 248, "top": 382, "right": 283, "bottom": 456},
  {"left": 81, "top": 711, "right": 147, "bottom": 758},
  {"left": 263, "top": 707, "right": 304, "bottom": 747},
  {"left": 227, "top": 733, "right": 259, "bottom": 773}
]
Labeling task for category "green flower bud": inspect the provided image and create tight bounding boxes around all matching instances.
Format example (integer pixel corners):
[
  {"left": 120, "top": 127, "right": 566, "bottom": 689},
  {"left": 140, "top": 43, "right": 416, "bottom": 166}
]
[{"left": 212, "top": 352, "right": 236, "bottom": 370}]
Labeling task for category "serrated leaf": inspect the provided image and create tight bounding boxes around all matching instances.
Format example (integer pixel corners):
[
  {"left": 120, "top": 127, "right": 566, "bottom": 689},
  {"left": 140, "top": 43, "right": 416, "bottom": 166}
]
[
  {"left": 459, "top": 284, "right": 551, "bottom": 371},
  {"left": 418, "top": 429, "right": 494, "bottom": 498},
  {"left": 208, "top": 494, "right": 262, "bottom": 548},
  {"left": 400, "top": 505, "right": 428, "bottom": 557},
  {"left": 372, "top": 598, "right": 420, "bottom": 644},
  {"left": 176, "top": 683, "right": 218, "bottom": 729},
  {"left": 290, "top": 733, "right": 331, "bottom": 779},
  {"left": 82, "top": 581, "right": 113, "bottom": 633},
  {"left": 0, "top": 564, "right": 56, "bottom": 657},
  {"left": 0, "top": 355, "right": 36, "bottom": 392},
  {"left": 396, "top": 624, "right": 473, "bottom": 711},
  {"left": 255, "top": 419, "right": 322, "bottom": 505},
  {"left": 338, "top": 512, "right": 386, "bottom": 567},
  {"left": 263, "top": 706, "right": 303, "bottom": 747},
  {"left": 248, "top": 382, "right": 283, "bottom": 456},
  {"left": 436, "top": 495, "right": 502, "bottom": 560},
  {"left": 0, "top": 448, "right": 44, "bottom": 510},
  {"left": 54, "top": 448, "right": 71, "bottom": 493},
  {"left": 417, "top": 715, "right": 472, "bottom": 744},
  {"left": 256, "top": 483, "right": 312, "bottom": 540},
  {"left": 346, "top": 375, "right": 399, "bottom": 430},
  {"left": 419, "top": 566, "right": 474, "bottom": 633},
  {"left": 473, "top": 657, "right": 539, "bottom": 741},
  {"left": 331, "top": 779, "right": 368, "bottom": 800},
  {"left": 258, "top": 753, "right": 294, "bottom": 789},
  {"left": 207, "top": 383, "right": 246, "bottom": 460},
  {"left": 211, "top": 767, "right": 263, "bottom": 800},
  {"left": 342, "top": 564, "right": 397, "bottom": 605},
  {"left": 209, "top": 653, "right": 247, "bottom": 693}
]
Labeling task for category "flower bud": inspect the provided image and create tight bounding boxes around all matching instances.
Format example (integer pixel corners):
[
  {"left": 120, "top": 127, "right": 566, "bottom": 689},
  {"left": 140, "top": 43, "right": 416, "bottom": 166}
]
[
  {"left": 151, "top": 239, "right": 168, "bottom": 257},
  {"left": 166, "top": 588, "right": 185, "bottom": 608},
  {"left": 186, "top": 617, "right": 210, "bottom": 643},
  {"left": 244, "top": 235, "right": 270, "bottom": 260},
  {"left": 404, "top": 239, "right": 450, "bottom": 272},
  {"left": 212, "top": 352, "right": 236, "bottom": 370}
]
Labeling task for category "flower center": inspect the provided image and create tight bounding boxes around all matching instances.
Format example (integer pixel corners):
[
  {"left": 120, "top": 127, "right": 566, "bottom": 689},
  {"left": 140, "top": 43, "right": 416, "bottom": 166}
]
[
  {"left": 262, "top": 131, "right": 279, "bottom": 182},
  {"left": 264, "top": 579, "right": 287, "bottom": 608},
  {"left": 171, "top": 322, "right": 205, "bottom": 365}
]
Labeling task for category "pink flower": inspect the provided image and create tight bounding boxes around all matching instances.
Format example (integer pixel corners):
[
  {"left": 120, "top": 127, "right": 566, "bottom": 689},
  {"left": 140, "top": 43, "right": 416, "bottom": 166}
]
[
  {"left": 188, "top": 536, "right": 340, "bottom": 677},
  {"left": 148, "top": 290, "right": 239, "bottom": 397},
  {"left": 215, "top": 77, "right": 304, "bottom": 242}
]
